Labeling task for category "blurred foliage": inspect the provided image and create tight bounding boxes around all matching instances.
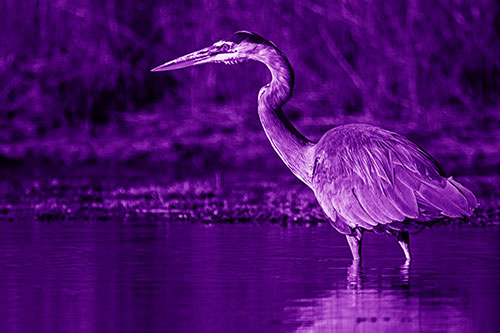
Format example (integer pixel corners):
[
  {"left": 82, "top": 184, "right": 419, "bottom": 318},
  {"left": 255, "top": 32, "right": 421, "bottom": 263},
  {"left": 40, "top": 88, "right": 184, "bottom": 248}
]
[{"left": 0, "top": 0, "right": 499, "bottom": 173}]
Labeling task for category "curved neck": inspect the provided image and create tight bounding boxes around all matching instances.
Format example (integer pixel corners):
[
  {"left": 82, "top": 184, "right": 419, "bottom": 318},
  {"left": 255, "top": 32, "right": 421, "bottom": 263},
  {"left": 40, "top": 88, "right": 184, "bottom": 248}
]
[{"left": 254, "top": 47, "right": 315, "bottom": 187}]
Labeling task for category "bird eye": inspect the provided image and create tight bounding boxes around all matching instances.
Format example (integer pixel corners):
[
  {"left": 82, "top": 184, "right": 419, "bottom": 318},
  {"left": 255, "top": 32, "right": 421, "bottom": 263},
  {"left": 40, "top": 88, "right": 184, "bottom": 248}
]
[{"left": 220, "top": 44, "right": 230, "bottom": 52}]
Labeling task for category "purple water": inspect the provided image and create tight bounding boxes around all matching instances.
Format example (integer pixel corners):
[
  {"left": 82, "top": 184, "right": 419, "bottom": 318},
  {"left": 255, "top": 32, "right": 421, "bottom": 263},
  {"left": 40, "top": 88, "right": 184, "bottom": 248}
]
[{"left": 0, "top": 222, "right": 498, "bottom": 332}]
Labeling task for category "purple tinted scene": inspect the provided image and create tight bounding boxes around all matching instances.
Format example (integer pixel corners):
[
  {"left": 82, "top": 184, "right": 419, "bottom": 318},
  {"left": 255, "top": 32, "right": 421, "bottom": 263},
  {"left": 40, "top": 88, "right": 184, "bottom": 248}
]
[{"left": 1, "top": 1, "right": 499, "bottom": 332}]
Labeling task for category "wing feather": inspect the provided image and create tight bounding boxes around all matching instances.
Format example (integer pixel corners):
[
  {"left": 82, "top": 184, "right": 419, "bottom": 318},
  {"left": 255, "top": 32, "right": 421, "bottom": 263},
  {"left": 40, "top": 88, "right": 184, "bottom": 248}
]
[
  {"left": 332, "top": 179, "right": 378, "bottom": 228},
  {"left": 372, "top": 185, "right": 406, "bottom": 222},
  {"left": 386, "top": 175, "right": 419, "bottom": 218},
  {"left": 354, "top": 184, "right": 394, "bottom": 224}
]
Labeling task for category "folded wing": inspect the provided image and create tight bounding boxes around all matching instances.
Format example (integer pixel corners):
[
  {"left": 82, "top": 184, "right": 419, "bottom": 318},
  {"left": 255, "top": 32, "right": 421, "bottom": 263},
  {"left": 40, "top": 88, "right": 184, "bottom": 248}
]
[{"left": 313, "top": 126, "right": 478, "bottom": 231}]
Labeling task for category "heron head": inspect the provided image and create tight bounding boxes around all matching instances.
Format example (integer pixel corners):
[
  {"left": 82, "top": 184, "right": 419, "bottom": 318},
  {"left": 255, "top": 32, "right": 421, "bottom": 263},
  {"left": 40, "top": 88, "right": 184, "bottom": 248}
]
[{"left": 151, "top": 31, "right": 275, "bottom": 72}]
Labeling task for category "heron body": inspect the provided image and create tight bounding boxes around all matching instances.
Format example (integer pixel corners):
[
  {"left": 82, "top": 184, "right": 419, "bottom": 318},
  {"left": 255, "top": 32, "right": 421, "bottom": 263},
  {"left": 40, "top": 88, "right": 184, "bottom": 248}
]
[{"left": 152, "top": 31, "right": 478, "bottom": 261}]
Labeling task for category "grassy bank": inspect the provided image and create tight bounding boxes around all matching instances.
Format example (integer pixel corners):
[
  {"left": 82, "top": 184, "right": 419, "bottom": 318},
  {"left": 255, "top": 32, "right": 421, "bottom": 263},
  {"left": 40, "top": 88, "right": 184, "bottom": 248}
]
[{"left": 0, "top": 167, "right": 498, "bottom": 227}]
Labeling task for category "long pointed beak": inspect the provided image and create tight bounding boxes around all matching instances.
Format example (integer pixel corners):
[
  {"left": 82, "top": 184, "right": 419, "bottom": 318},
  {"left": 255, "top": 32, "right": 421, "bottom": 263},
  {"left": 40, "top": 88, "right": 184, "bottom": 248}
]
[{"left": 151, "top": 47, "right": 212, "bottom": 72}]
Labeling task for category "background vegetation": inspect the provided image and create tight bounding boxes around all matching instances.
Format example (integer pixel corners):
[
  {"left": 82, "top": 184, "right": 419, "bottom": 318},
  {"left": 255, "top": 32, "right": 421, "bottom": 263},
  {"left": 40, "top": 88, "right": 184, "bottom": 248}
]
[
  {"left": 0, "top": 0, "right": 499, "bottom": 224},
  {"left": 1, "top": 0, "right": 499, "bottom": 176}
]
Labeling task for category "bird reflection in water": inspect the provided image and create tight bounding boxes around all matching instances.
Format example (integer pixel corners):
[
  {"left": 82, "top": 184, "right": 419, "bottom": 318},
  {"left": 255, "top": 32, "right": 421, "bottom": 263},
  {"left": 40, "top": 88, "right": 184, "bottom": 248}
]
[
  {"left": 286, "top": 260, "right": 468, "bottom": 332},
  {"left": 347, "top": 260, "right": 410, "bottom": 291}
]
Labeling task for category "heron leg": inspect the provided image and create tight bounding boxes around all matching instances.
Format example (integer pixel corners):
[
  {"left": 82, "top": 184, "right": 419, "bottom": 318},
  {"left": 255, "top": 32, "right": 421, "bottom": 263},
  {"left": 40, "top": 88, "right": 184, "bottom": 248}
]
[
  {"left": 396, "top": 231, "right": 411, "bottom": 261},
  {"left": 346, "top": 228, "right": 364, "bottom": 261}
]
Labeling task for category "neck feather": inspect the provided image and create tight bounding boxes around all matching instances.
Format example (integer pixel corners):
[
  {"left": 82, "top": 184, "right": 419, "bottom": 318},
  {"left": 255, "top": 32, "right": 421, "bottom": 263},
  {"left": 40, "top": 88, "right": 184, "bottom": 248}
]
[{"left": 254, "top": 46, "right": 315, "bottom": 187}]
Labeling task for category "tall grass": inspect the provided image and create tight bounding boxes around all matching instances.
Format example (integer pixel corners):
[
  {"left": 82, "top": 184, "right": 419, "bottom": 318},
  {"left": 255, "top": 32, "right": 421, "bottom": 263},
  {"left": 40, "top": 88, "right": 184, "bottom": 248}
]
[{"left": 1, "top": 0, "right": 499, "bottom": 172}]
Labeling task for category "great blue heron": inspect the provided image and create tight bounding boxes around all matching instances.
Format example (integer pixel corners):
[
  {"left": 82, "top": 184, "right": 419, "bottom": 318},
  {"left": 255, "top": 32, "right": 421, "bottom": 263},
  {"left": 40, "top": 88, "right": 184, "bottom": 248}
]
[{"left": 152, "top": 31, "right": 478, "bottom": 261}]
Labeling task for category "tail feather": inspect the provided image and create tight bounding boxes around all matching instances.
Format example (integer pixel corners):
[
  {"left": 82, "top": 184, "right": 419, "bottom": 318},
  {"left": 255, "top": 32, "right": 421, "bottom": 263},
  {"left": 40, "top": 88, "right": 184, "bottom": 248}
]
[
  {"left": 416, "top": 177, "right": 477, "bottom": 218},
  {"left": 448, "top": 178, "right": 479, "bottom": 213}
]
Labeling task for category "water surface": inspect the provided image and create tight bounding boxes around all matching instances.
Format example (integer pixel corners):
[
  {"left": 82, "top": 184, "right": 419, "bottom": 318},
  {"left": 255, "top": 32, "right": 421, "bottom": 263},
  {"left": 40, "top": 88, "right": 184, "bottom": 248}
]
[{"left": 0, "top": 222, "right": 498, "bottom": 332}]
